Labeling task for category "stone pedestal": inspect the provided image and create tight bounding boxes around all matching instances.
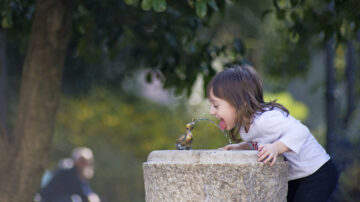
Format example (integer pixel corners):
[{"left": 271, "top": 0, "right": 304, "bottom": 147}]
[{"left": 143, "top": 150, "right": 288, "bottom": 202}]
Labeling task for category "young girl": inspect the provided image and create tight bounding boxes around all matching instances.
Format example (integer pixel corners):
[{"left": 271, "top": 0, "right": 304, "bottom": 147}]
[{"left": 207, "top": 64, "right": 338, "bottom": 202}]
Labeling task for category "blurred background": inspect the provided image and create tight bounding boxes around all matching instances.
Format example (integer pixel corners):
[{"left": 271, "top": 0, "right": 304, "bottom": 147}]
[{"left": 0, "top": 0, "right": 359, "bottom": 201}]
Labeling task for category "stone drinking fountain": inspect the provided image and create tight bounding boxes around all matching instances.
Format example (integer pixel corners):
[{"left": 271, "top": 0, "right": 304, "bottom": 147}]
[{"left": 143, "top": 119, "right": 289, "bottom": 202}]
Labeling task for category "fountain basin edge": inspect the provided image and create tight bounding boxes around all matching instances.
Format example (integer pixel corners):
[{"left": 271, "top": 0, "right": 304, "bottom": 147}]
[{"left": 143, "top": 150, "right": 289, "bottom": 202}]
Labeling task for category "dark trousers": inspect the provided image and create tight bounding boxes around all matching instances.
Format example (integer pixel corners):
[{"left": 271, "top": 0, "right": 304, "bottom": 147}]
[{"left": 287, "top": 159, "right": 339, "bottom": 202}]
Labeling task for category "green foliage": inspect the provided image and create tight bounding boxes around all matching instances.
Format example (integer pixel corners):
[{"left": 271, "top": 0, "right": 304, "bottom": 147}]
[
  {"left": 61, "top": 0, "right": 232, "bottom": 96},
  {"left": 52, "top": 88, "right": 226, "bottom": 201},
  {"left": 260, "top": 0, "right": 360, "bottom": 82},
  {"left": 141, "top": 0, "right": 152, "bottom": 11},
  {"left": 152, "top": 0, "right": 167, "bottom": 12},
  {"left": 261, "top": 26, "right": 312, "bottom": 81},
  {"left": 270, "top": 0, "right": 360, "bottom": 44},
  {"left": 0, "top": 0, "right": 34, "bottom": 33},
  {"left": 1, "top": 0, "right": 235, "bottom": 97},
  {"left": 124, "top": 0, "right": 136, "bottom": 6},
  {"left": 264, "top": 91, "right": 308, "bottom": 121},
  {"left": 196, "top": 0, "right": 208, "bottom": 18},
  {"left": 2, "top": 0, "right": 253, "bottom": 100},
  {"left": 338, "top": 160, "right": 360, "bottom": 201},
  {"left": 1, "top": 12, "right": 12, "bottom": 28}
]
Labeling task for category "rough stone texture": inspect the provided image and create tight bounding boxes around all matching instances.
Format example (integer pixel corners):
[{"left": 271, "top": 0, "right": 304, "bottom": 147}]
[{"left": 143, "top": 150, "right": 288, "bottom": 202}]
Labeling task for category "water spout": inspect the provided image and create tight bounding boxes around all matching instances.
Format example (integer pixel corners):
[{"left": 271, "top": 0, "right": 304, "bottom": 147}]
[{"left": 175, "top": 118, "right": 232, "bottom": 150}]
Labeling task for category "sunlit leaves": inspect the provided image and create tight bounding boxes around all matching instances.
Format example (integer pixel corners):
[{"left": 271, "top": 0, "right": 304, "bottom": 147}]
[
  {"left": 56, "top": 88, "right": 226, "bottom": 158},
  {"left": 139, "top": 0, "right": 219, "bottom": 17},
  {"left": 141, "top": 0, "right": 167, "bottom": 12},
  {"left": 141, "top": 0, "right": 152, "bottom": 11},
  {"left": 152, "top": 0, "right": 166, "bottom": 12},
  {"left": 1, "top": 1, "right": 13, "bottom": 29},
  {"left": 0, "top": 0, "right": 34, "bottom": 33},
  {"left": 194, "top": 0, "right": 220, "bottom": 18},
  {"left": 271, "top": 0, "right": 360, "bottom": 44},
  {"left": 264, "top": 91, "right": 309, "bottom": 121},
  {"left": 1, "top": 12, "right": 12, "bottom": 28},
  {"left": 207, "top": 0, "right": 218, "bottom": 11},
  {"left": 124, "top": 0, "right": 135, "bottom": 6},
  {"left": 195, "top": 0, "right": 207, "bottom": 18}
]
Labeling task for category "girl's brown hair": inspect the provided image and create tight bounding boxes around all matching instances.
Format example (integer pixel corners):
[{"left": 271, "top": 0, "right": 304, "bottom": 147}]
[{"left": 206, "top": 64, "right": 289, "bottom": 142}]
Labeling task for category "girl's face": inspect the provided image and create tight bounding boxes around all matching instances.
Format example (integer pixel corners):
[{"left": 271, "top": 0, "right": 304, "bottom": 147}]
[{"left": 208, "top": 90, "right": 237, "bottom": 130}]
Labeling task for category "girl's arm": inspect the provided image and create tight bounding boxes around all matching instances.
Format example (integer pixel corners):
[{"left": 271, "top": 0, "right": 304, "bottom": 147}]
[
  {"left": 257, "top": 141, "right": 290, "bottom": 166},
  {"left": 218, "top": 142, "right": 252, "bottom": 150}
]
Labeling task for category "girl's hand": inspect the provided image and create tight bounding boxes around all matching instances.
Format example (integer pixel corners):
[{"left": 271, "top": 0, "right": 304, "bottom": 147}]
[
  {"left": 257, "top": 143, "right": 279, "bottom": 166},
  {"left": 217, "top": 144, "right": 239, "bottom": 150},
  {"left": 217, "top": 142, "right": 251, "bottom": 150}
]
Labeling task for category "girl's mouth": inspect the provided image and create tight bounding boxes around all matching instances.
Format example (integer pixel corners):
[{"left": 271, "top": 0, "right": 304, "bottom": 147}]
[{"left": 219, "top": 119, "right": 226, "bottom": 130}]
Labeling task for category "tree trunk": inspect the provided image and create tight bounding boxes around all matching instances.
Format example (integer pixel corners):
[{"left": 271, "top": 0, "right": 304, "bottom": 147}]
[
  {"left": 0, "top": 31, "right": 8, "bottom": 138},
  {"left": 0, "top": 0, "right": 74, "bottom": 201},
  {"left": 325, "top": 36, "right": 337, "bottom": 155},
  {"left": 343, "top": 41, "right": 356, "bottom": 128},
  {"left": 324, "top": 37, "right": 356, "bottom": 175}
]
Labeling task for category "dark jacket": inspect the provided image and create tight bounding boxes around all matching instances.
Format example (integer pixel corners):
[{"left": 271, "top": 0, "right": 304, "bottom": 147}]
[{"left": 39, "top": 167, "right": 94, "bottom": 202}]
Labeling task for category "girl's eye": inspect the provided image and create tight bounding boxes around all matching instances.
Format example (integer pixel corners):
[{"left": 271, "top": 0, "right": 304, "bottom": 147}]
[{"left": 214, "top": 105, "right": 218, "bottom": 109}]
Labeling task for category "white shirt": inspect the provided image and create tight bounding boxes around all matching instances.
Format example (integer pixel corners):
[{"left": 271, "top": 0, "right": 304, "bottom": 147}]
[{"left": 239, "top": 108, "right": 330, "bottom": 180}]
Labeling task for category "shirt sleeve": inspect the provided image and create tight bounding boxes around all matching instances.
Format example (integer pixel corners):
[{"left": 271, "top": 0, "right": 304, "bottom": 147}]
[
  {"left": 255, "top": 110, "right": 310, "bottom": 154},
  {"left": 278, "top": 122, "right": 311, "bottom": 154}
]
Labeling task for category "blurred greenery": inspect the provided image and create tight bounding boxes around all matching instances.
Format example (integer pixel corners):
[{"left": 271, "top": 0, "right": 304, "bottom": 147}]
[
  {"left": 264, "top": 92, "right": 309, "bottom": 122},
  {"left": 50, "top": 88, "right": 227, "bottom": 201}
]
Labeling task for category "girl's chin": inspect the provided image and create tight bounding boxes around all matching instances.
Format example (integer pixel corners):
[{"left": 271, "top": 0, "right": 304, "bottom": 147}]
[{"left": 226, "top": 125, "right": 236, "bottom": 131}]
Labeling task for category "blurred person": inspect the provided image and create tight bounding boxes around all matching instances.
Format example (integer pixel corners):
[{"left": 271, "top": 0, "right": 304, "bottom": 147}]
[{"left": 37, "top": 147, "right": 101, "bottom": 202}]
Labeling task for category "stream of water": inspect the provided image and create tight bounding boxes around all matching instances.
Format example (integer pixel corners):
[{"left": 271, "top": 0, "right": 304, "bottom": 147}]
[{"left": 192, "top": 118, "right": 232, "bottom": 144}]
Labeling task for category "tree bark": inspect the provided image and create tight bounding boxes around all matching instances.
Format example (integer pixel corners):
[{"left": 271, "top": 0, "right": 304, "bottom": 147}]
[
  {"left": 343, "top": 41, "right": 356, "bottom": 128},
  {"left": 0, "top": 31, "right": 8, "bottom": 139},
  {"left": 324, "top": 37, "right": 356, "bottom": 175},
  {"left": 0, "top": 0, "right": 74, "bottom": 201},
  {"left": 325, "top": 36, "right": 336, "bottom": 155}
]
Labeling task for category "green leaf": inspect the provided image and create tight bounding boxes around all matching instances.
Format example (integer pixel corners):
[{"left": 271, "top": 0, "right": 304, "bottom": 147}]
[
  {"left": 141, "top": 0, "right": 152, "bottom": 11},
  {"left": 196, "top": 0, "right": 207, "bottom": 18},
  {"left": 208, "top": 0, "right": 218, "bottom": 11},
  {"left": 125, "top": 0, "right": 134, "bottom": 5},
  {"left": 152, "top": 0, "right": 167, "bottom": 12},
  {"left": 289, "top": 32, "right": 299, "bottom": 43},
  {"left": 1, "top": 16, "right": 12, "bottom": 29}
]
